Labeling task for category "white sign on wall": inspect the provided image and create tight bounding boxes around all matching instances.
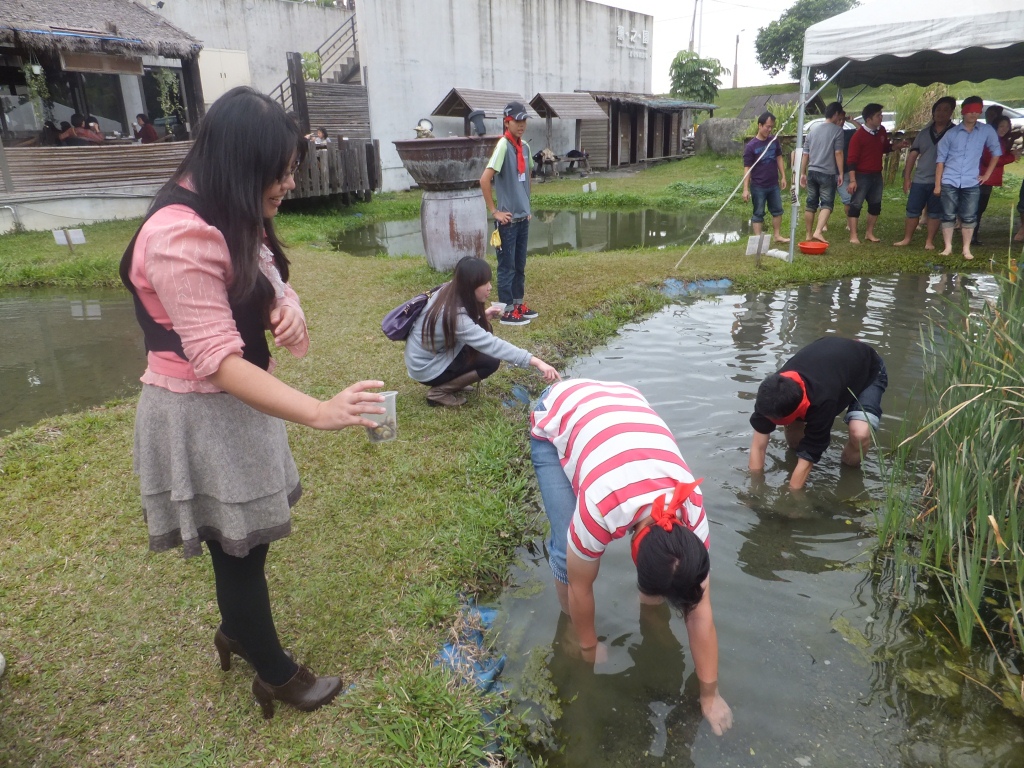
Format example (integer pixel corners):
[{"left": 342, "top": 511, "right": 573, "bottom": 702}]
[{"left": 615, "top": 25, "right": 650, "bottom": 59}]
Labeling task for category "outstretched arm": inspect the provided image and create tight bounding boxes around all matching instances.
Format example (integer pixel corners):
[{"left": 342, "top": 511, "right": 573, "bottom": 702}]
[
  {"left": 749, "top": 431, "right": 770, "bottom": 472},
  {"left": 208, "top": 354, "right": 384, "bottom": 430},
  {"left": 566, "top": 551, "right": 601, "bottom": 653},
  {"left": 789, "top": 457, "right": 814, "bottom": 490},
  {"left": 684, "top": 580, "right": 733, "bottom": 735}
]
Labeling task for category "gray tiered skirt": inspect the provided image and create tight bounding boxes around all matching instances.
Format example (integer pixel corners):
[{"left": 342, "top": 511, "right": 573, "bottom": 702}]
[{"left": 134, "top": 384, "right": 301, "bottom": 558}]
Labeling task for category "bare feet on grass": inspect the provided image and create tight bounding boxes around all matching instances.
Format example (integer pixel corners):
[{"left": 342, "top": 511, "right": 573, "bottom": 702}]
[
  {"left": 962, "top": 251, "right": 974, "bottom": 261},
  {"left": 938, "top": 248, "right": 953, "bottom": 256},
  {"left": 893, "top": 238, "right": 911, "bottom": 247},
  {"left": 774, "top": 236, "right": 791, "bottom": 244},
  {"left": 865, "top": 235, "right": 881, "bottom": 243},
  {"left": 812, "top": 233, "right": 828, "bottom": 244},
  {"left": 924, "top": 242, "right": 936, "bottom": 250}
]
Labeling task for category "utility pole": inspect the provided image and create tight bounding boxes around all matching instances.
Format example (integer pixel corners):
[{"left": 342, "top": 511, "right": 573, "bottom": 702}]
[
  {"left": 688, "top": 0, "right": 698, "bottom": 52},
  {"left": 733, "top": 30, "right": 744, "bottom": 89}
]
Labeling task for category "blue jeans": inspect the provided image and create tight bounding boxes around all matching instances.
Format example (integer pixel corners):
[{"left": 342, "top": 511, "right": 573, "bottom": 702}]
[
  {"left": 844, "top": 358, "right": 887, "bottom": 431},
  {"left": 906, "top": 181, "right": 942, "bottom": 220},
  {"left": 495, "top": 218, "right": 529, "bottom": 305},
  {"left": 750, "top": 185, "right": 783, "bottom": 223},
  {"left": 530, "top": 388, "right": 574, "bottom": 585},
  {"left": 805, "top": 170, "right": 837, "bottom": 212},
  {"left": 941, "top": 184, "right": 981, "bottom": 228}
]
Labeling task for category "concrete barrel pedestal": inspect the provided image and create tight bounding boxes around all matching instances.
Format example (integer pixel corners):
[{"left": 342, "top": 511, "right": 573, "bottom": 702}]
[
  {"left": 393, "top": 136, "right": 500, "bottom": 272},
  {"left": 420, "top": 189, "right": 488, "bottom": 271}
]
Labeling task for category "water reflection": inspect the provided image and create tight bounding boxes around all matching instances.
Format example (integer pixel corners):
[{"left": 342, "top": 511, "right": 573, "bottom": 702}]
[
  {"left": 330, "top": 209, "right": 750, "bottom": 257},
  {"left": 0, "top": 288, "right": 144, "bottom": 434},
  {"left": 535, "top": 607, "right": 703, "bottom": 767},
  {"left": 498, "top": 272, "right": 1020, "bottom": 766}
]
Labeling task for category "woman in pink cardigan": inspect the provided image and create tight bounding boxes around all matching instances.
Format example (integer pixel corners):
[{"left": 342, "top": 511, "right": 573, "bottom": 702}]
[{"left": 120, "top": 87, "right": 384, "bottom": 718}]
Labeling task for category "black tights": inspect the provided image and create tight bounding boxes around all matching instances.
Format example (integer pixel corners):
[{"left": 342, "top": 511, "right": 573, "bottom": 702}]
[
  {"left": 207, "top": 540, "right": 298, "bottom": 685},
  {"left": 425, "top": 345, "right": 501, "bottom": 387}
]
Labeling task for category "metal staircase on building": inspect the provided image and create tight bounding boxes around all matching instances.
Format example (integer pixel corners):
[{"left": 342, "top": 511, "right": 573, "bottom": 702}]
[{"left": 269, "top": 15, "right": 359, "bottom": 114}]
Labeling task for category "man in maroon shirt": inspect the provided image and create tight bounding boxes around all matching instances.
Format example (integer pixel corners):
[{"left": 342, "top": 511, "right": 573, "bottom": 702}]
[{"left": 846, "top": 103, "right": 893, "bottom": 244}]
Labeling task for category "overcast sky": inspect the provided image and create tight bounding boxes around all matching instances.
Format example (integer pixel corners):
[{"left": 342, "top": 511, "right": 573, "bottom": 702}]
[{"left": 594, "top": 0, "right": 880, "bottom": 95}]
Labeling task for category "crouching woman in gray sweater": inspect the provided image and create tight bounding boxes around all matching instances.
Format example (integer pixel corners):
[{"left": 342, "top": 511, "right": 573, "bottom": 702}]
[{"left": 405, "top": 257, "right": 560, "bottom": 407}]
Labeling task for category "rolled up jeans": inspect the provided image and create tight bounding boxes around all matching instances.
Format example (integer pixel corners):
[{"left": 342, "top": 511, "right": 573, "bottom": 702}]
[
  {"left": 844, "top": 358, "right": 888, "bottom": 431},
  {"left": 940, "top": 184, "right": 981, "bottom": 228},
  {"left": 530, "top": 387, "right": 574, "bottom": 585}
]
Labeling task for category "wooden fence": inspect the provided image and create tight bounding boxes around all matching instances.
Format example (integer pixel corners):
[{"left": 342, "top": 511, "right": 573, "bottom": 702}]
[
  {"left": 290, "top": 139, "right": 381, "bottom": 201},
  {"left": 0, "top": 139, "right": 380, "bottom": 202}
]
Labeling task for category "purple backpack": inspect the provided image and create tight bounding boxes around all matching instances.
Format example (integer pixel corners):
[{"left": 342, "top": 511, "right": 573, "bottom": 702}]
[{"left": 381, "top": 283, "right": 446, "bottom": 341}]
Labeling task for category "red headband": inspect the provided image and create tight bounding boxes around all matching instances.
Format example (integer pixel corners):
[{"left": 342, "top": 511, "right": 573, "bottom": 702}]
[
  {"left": 962, "top": 103, "right": 983, "bottom": 115},
  {"left": 631, "top": 478, "right": 703, "bottom": 564},
  {"left": 768, "top": 371, "right": 811, "bottom": 426}
]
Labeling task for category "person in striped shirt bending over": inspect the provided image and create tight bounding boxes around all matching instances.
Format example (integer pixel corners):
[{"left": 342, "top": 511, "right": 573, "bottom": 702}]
[{"left": 530, "top": 379, "right": 733, "bottom": 735}]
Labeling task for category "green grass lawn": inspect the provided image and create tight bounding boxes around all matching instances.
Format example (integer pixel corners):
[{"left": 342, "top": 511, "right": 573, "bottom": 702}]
[
  {"left": 706, "top": 76, "right": 1024, "bottom": 118},
  {"left": 1, "top": 156, "right": 1022, "bottom": 766}
]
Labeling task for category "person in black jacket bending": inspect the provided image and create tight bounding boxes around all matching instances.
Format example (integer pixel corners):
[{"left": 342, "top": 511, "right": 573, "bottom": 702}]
[{"left": 748, "top": 337, "right": 887, "bottom": 489}]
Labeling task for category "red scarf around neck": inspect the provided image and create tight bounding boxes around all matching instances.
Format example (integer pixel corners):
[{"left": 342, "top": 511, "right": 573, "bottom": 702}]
[{"left": 504, "top": 127, "right": 526, "bottom": 175}]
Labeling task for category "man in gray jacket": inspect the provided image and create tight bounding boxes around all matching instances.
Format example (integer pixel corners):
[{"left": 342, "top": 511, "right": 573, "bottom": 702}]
[
  {"left": 799, "top": 102, "right": 846, "bottom": 243},
  {"left": 893, "top": 96, "right": 956, "bottom": 249}
]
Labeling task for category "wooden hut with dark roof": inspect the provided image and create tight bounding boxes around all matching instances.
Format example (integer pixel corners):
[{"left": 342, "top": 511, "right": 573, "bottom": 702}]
[{"left": 0, "top": 0, "right": 205, "bottom": 139}]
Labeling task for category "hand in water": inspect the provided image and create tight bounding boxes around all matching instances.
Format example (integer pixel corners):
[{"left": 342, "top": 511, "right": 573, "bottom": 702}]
[{"left": 701, "top": 692, "right": 734, "bottom": 736}]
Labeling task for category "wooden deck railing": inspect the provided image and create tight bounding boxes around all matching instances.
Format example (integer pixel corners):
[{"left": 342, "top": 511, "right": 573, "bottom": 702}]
[
  {"left": 0, "top": 139, "right": 380, "bottom": 202},
  {"left": 0, "top": 143, "right": 193, "bottom": 196}
]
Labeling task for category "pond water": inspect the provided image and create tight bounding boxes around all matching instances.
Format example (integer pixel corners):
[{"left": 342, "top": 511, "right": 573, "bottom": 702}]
[
  {"left": 0, "top": 288, "right": 145, "bottom": 435},
  {"left": 495, "top": 272, "right": 1024, "bottom": 767},
  {"left": 330, "top": 209, "right": 750, "bottom": 257}
]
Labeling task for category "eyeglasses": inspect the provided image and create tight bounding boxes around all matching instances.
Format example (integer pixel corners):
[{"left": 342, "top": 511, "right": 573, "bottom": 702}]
[{"left": 279, "top": 159, "right": 301, "bottom": 181}]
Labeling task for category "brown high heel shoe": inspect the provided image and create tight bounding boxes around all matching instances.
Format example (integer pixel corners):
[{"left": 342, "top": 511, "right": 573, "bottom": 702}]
[
  {"left": 214, "top": 628, "right": 293, "bottom": 672},
  {"left": 251, "top": 665, "right": 343, "bottom": 719}
]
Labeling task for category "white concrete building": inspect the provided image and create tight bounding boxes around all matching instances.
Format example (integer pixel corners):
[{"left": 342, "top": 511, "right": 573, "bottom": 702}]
[
  {"left": 357, "top": 0, "right": 653, "bottom": 190},
  {"left": 154, "top": 0, "right": 355, "bottom": 107}
]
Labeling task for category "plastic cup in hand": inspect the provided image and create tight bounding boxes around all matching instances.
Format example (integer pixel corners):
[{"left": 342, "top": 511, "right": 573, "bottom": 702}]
[
  {"left": 490, "top": 302, "right": 506, "bottom": 313},
  {"left": 364, "top": 391, "right": 397, "bottom": 443}
]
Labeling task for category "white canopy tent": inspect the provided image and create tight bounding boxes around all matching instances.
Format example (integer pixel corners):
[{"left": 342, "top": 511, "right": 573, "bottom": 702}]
[{"left": 786, "top": 0, "right": 1024, "bottom": 259}]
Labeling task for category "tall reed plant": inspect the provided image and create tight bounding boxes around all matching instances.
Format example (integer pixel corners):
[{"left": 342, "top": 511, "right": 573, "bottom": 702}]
[{"left": 877, "top": 272, "right": 1023, "bottom": 712}]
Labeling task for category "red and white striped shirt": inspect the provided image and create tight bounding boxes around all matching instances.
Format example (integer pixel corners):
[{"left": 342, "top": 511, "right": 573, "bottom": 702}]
[{"left": 530, "top": 379, "right": 710, "bottom": 562}]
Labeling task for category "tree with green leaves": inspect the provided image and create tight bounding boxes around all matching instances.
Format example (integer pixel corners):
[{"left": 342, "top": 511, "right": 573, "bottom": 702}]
[
  {"left": 755, "top": 0, "right": 858, "bottom": 80},
  {"left": 668, "top": 50, "right": 730, "bottom": 105}
]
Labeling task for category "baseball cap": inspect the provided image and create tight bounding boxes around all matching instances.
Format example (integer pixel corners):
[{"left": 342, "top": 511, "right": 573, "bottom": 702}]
[{"left": 503, "top": 101, "right": 528, "bottom": 121}]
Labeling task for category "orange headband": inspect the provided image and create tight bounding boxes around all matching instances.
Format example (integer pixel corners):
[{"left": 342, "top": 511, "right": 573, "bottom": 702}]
[
  {"left": 768, "top": 371, "right": 811, "bottom": 426},
  {"left": 631, "top": 478, "right": 703, "bottom": 565}
]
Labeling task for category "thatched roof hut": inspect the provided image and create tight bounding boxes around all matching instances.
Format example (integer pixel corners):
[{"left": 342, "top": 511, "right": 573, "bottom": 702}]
[{"left": 0, "top": 0, "right": 201, "bottom": 60}]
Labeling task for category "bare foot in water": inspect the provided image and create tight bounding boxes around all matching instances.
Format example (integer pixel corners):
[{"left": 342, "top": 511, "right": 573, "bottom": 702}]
[{"left": 893, "top": 238, "right": 911, "bottom": 247}]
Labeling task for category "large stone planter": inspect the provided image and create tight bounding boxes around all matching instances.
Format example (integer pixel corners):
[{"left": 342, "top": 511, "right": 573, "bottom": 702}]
[{"left": 394, "top": 136, "right": 500, "bottom": 270}]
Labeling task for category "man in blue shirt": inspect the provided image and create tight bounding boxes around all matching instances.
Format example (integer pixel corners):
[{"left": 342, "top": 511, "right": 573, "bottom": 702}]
[{"left": 935, "top": 96, "right": 1002, "bottom": 260}]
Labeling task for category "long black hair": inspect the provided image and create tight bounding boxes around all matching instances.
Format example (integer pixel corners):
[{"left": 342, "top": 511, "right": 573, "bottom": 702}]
[
  {"left": 420, "top": 257, "right": 492, "bottom": 351},
  {"left": 161, "top": 86, "right": 305, "bottom": 309},
  {"left": 635, "top": 526, "right": 710, "bottom": 614}
]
